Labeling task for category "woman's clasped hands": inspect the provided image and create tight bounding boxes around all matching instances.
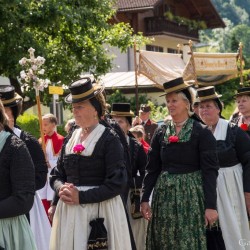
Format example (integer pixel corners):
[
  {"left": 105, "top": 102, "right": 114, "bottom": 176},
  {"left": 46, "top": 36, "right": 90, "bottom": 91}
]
[{"left": 59, "top": 182, "right": 79, "bottom": 205}]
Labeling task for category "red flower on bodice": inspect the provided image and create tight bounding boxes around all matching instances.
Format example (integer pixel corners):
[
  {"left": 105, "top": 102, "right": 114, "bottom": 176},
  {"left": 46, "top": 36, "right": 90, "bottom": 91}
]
[
  {"left": 168, "top": 135, "right": 179, "bottom": 143},
  {"left": 240, "top": 123, "right": 248, "bottom": 131},
  {"left": 73, "top": 144, "right": 85, "bottom": 154}
]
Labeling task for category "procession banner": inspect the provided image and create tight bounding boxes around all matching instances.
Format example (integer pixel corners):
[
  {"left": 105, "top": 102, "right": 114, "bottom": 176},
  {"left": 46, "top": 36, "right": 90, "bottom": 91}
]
[
  {"left": 138, "top": 50, "right": 185, "bottom": 88},
  {"left": 183, "top": 52, "right": 238, "bottom": 86},
  {"left": 139, "top": 50, "right": 239, "bottom": 87}
]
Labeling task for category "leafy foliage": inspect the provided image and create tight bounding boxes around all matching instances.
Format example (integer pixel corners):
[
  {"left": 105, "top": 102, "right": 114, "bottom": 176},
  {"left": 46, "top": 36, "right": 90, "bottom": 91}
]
[
  {"left": 200, "top": 1, "right": 250, "bottom": 68},
  {"left": 148, "top": 101, "right": 168, "bottom": 122},
  {"left": 165, "top": 11, "right": 207, "bottom": 30},
  {"left": 215, "top": 69, "right": 250, "bottom": 107},
  {"left": 106, "top": 89, "right": 168, "bottom": 121},
  {"left": 16, "top": 113, "right": 40, "bottom": 138},
  {"left": 211, "top": 0, "right": 250, "bottom": 26},
  {"left": 0, "top": 0, "right": 148, "bottom": 109},
  {"left": 107, "top": 89, "right": 148, "bottom": 115}
]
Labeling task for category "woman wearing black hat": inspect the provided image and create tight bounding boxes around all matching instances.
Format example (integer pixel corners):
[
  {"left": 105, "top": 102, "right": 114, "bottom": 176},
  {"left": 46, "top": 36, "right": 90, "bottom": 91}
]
[
  {"left": 231, "top": 87, "right": 250, "bottom": 136},
  {"left": 0, "top": 99, "right": 36, "bottom": 249},
  {"left": 197, "top": 86, "right": 250, "bottom": 250},
  {"left": 0, "top": 85, "right": 50, "bottom": 250},
  {"left": 111, "top": 103, "right": 147, "bottom": 250},
  {"left": 141, "top": 77, "right": 219, "bottom": 250},
  {"left": 50, "top": 78, "right": 131, "bottom": 250}
]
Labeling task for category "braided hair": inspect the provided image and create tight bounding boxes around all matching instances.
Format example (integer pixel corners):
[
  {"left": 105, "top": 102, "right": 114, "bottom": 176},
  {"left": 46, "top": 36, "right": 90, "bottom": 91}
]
[{"left": 89, "top": 92, "right": 106, "bottom": 118}]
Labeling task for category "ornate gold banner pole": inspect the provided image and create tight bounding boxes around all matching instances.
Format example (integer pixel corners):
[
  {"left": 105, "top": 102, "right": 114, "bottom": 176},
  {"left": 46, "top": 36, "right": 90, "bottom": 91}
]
[
  {"left": 36, "top": 90, "right": 45, "bottom": 153},
  {"left": 239, "top": 42, "right": 244, "bottom": 87},
  {"left": 134, "top": 40, "right": 139, "bottom": 115},
  {"left": 188, "top": 40, "right": 198, "bottom": 88}
]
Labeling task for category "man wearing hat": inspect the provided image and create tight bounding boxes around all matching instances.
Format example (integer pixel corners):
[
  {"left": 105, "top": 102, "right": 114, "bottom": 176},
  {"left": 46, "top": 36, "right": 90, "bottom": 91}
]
[
  {"left": 111, "top": 103, "right": 148, "bottom": 250},
  {"left": 0, "top": 85, "right": 50, "bottom": 250},
  {"left": 133, "top": 104, "right": 158, "bottom": 144}
]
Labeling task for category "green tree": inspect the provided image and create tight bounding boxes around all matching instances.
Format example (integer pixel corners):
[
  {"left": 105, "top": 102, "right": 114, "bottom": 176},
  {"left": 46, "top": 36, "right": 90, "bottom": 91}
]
[
  {"left": 0, "top": 0, "right": 147, "bottom": 111},
  {"left": 230, "top": 24, "right": 250, "bottom": 67},
  {"left": 211, "top": 0, "right": 250, "bottom": 25},
  {"left": 106, "top": 89, "right": 148, "bottom": 115}
]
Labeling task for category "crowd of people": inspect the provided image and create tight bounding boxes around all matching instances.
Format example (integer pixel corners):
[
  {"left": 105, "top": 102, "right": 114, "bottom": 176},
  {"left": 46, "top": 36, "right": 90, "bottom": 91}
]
[{"left": 0, "top": 76, "right": 250, "bottom": 250}]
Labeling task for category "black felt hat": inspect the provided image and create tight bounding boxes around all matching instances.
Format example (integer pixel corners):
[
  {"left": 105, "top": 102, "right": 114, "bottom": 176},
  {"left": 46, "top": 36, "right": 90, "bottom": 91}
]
[
  {"left": 65, "top": 77, "right": 103, "bottom": 104},
  {"left": 197, "top": 86, "right": 222, "bottom": 102},
  {"left": 0, "top": 85, "right": 23, "bottom": 107},
  {"left": 159, "top": 77, "right": 194, "bottom": 97},
  {"left": 110, "top": 103, "right": 134, "bottom": 117},
  {"left": 234, "top": 87, "right": 250, "bottom": 97},
  {"left": 197, "top": 86, "right": 223, "bottom": 111}
]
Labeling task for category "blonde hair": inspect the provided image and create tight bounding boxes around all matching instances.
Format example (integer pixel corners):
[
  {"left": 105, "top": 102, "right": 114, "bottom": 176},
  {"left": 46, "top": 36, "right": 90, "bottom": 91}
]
[
  {"left": 177, "top": 90, "right": 194, "bottom": 117},
  {"left": 42, "top": 113, "right": 57, "bottom": 125}
]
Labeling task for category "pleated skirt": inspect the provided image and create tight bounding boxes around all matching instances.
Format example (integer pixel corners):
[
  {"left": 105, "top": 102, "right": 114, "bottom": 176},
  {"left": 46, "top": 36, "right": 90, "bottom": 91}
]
[
  {"left": 146, "top": 170, "right": 206, "bottom": 250},
  {"left": 0, "top": 215, "right": 36, "bottom": 250},
  {"left": 217, "top": 164, "right": 250, "bottom": 250},
  {"left": 50, "top": 187, "right": 132, "bottom": 250}
]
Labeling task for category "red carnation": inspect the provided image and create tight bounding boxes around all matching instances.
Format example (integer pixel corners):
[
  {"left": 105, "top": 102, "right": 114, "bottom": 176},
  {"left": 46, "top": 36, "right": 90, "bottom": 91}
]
[
  {"left": 73, "top": 144, "right": 85, "bottom": 154},
  {"left": 168, "top": 135, "right": 179, "bottom": 143},
  {"left": 240, "top": 123, "right": 248, "bottom": 131}
]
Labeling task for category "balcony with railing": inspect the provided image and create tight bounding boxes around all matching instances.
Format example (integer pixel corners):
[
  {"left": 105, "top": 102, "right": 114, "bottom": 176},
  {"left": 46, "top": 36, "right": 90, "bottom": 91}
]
[{"left": 144, "top": 17, "right": 199, "bottom": 40}]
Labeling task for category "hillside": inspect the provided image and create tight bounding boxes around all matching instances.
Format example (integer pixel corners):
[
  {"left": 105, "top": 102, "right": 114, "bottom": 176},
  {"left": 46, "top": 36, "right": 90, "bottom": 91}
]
[{"left": 211, "top": 0, "right": 250, "bottom": 25}]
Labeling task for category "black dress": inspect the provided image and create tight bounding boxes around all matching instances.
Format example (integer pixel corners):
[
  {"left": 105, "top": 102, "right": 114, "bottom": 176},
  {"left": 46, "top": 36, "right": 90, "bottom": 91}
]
[
  {"left": 142, "top": 118, "right": 219, "bottom": 250},
  {"left": 0, "top": 134, "right": 35, "bottom": 217},
  {"left": 127, "top": 135, "right": 147, "bottom": 250},
  {"left": 49, "top": 125, "right": 132, "bottom": 250},
  {"left": 0, "top": 132, "right": 36, "bottom": 249},
  {"left": 17, "top": 128, "right": 47, "bottom": 190},
  {"left": 207, "top": 120, "right": 250, "bottom": 250}
]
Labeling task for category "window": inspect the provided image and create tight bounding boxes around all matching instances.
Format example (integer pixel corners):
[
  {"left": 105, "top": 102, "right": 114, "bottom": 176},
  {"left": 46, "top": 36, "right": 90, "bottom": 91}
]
[
  {"left": 146, "top": 45, "right": 164, "bottom": 52},
  {"left": 167, "top": 48, "right": 182, "bottom": 54}
]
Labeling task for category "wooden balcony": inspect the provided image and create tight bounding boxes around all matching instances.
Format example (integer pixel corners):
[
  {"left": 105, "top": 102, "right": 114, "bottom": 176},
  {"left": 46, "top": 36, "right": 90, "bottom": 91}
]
[{"left": 144, "top": 17, "right": 199, "bottom": 40}]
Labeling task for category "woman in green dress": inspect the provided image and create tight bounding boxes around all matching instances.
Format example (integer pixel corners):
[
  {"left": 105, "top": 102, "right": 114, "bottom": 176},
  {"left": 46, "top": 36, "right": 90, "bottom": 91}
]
[{"left": 141, "top": 77, "right": 219, "bottom": 250}]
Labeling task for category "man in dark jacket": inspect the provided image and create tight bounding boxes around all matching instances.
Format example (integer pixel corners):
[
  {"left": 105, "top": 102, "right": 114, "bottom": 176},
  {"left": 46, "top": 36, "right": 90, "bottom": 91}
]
[{"left": 133, "top": 104, "right": 158, "bottom": 144}]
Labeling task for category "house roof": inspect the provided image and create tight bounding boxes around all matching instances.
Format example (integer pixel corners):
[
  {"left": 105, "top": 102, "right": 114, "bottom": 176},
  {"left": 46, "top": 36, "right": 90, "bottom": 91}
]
[
  {"left": 116, "top": 0, "right": 225, "bottom": 28},
  {"left": 184, "top": 0, "right": 225, "bottom": 28},
  {"left": 117, "top": 0, "right": 161, "bottom": 12}
]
